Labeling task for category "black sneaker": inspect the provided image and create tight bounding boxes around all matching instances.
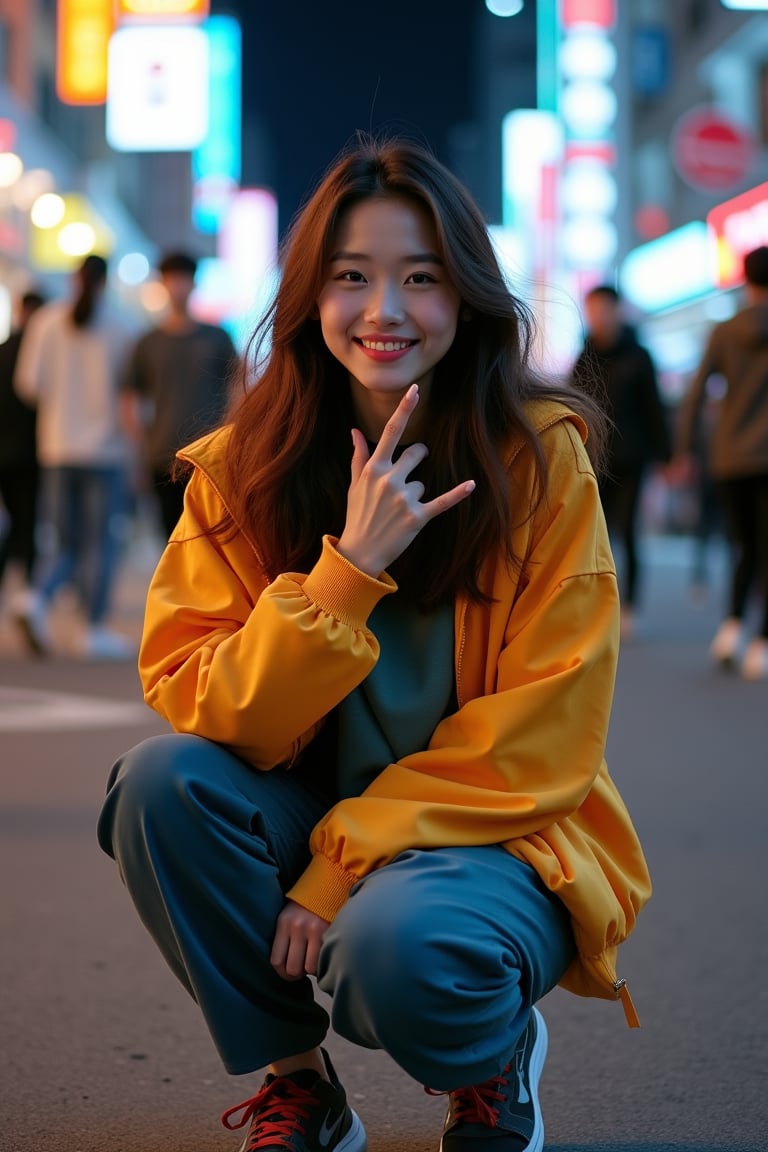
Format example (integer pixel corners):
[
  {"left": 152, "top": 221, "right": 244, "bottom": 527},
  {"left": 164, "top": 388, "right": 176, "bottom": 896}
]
[
  {"left": 436, "top": 1007, "right": 547, "bottom": 1151},
  {"left": 220, "top": 1048, "right": 367, "bottom": 1151}
]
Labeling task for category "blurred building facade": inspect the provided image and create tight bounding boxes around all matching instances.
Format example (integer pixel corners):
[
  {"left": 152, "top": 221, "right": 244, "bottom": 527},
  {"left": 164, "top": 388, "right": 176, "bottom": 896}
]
[
  {"left": 2, "top": 0, "right": 768, "bottom": 362},
  {"left": 620, "top": 1, "right": 768, "bottom": 401},
  {"left": 0, "top": 0, "right": 161, "bottom": 311}
]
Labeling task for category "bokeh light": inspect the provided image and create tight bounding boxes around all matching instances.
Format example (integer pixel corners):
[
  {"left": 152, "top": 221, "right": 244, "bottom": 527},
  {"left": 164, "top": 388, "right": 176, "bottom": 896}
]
[{"left": 30, "top": 192, "right": 66, "bottom": 228}]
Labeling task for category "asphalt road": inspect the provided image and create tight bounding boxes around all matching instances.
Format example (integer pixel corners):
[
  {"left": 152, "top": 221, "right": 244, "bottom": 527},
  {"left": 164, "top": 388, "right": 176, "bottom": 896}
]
[{"left": 0, "top": 534, "right": 765, "bottom": 1152}]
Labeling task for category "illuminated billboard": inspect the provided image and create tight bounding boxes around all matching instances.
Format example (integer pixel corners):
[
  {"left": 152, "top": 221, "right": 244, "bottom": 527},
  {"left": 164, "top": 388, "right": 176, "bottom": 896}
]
[
  {"left": 106, "top": 26, "right": 209, "bottom": 152},
  {"left": 708, "top": 181, "right": 768, "bottom": 288},
  {"left": 619, "top": 222, "right": 714, "bottom": 312},
  {"left": 192, "top": 15, "right": 242, "bottom": 232},
  {"left": 116, "top": 0, "right": 209, "bottom": 17},
  {"left": 56, "top": 0, "right": 114, "bottom": 105}
]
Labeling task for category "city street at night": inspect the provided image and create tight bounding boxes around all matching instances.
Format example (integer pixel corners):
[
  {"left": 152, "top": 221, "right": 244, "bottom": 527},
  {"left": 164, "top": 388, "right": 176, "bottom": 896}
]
[
  {"left": 1, "top": 536, "right": 765, "bottom": 1152},
  {"left": 3, "top": 2, "right": 768, "bottom": 1151}
]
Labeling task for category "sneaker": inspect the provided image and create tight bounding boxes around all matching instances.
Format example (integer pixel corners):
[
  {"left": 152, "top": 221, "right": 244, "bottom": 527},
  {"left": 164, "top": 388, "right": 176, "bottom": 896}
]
[
  {"left": 221, "top": 1048, "right": 367, "bottom": 1152},
  {"left": 710, "top": 617, "right": 743, "bottom": 668},
  {"left": 435, "top": 1007, "right": 547, "bottom": 1152},
  {"left": 10, "top": 588, "right": 50, "bottom": 656},
  {"left": 79, "top": 626, "right": 137, "bottom": 661},
  {"left": 742, "top": 638, "right": 768, "bottom": 681}
]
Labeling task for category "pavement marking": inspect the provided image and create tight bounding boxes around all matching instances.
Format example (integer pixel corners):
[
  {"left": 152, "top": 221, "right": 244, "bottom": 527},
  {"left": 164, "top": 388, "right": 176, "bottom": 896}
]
[{"left": 0, "top": 686, "right": 152, "bottom": 732}]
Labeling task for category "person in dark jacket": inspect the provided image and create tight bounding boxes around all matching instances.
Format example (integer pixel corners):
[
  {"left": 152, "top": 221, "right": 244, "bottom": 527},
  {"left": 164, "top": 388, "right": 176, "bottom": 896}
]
[
  {"left": 571, "top": 284, "right": 670, "bottom": 637},
  {"left": 674, "top": 245, "right": 768, "bottom": 680},
  {"left": 0, "top": 290, "right": 46, "bottom": 605},
  {"left": 120, "top": 250, "right": 240, "bottom": 539}
]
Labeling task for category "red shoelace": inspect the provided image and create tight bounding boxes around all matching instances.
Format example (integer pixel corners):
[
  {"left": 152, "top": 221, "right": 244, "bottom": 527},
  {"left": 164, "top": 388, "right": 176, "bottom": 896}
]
[
  {"left": 425, "top": 1066, "right": 510, "bottom": 1129},
  {"left": 221, "top": 1077, "right": 320, "bottom": 1150}
]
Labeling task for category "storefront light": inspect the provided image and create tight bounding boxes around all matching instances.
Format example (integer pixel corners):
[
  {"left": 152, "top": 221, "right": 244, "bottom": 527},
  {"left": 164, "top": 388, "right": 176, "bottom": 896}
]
[
  {"left": 117, "top": 252, "right": 151, "bottom": 285},
  {"left": 30, "top": 193, "right": 66, "bottom": 228},
  {"left": 0, "top": 152, "right": 23, "bottom": 188},
  {"left": 560, "top": 160, "right": 617, "bottom": 216},
  {"left": 559, "top": 31, "right": 616, "bottom": 82},
  {"left": 58, "top": 221, "right": 96, "bottom": 256},
  {"left": 560, "top": 81, "right": 617, "bottom": 137},
  {"left": 619, "top": 221, "right": 713, "bottom": 312},
  {"left": 561, "top": 216, "right": 618, "bottom": 268},
  {"left": 486, "top": 0, "right": 524, "bottom": 14}
]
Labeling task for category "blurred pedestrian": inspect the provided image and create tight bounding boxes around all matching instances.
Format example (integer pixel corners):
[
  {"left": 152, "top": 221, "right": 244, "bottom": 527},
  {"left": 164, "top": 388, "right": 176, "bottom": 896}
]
[
  {"left": 12, "top": 253, "right": 138, "bottom": 659},
  {"left": 687, "top": 385, "right": 724, "bottom": 599},
  {"left": 120, "top": 250, "right": 240, "bottom": 539},
  {"left": 98, "top": 136, "right": 650, "bottom": 1152},
  {"left": 0, "top": 289, "right": 46, "bottom": 605},
  {"left": 673, "top": 245, "right": 768, "bottom": 680},
  {"left": 571, "top": 284, "right": 671, "bottom": 638}
]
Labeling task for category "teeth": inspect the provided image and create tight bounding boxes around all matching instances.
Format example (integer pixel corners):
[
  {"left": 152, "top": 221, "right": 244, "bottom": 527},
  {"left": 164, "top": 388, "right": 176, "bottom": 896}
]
[{"left": 361, "top": 339, "right": 412, "bottom": 352}]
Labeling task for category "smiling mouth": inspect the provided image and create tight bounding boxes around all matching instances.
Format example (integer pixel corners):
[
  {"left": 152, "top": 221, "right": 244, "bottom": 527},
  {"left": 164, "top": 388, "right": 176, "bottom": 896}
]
[{"left": 356, "top": 337, "right": 417, "bottom": 352}]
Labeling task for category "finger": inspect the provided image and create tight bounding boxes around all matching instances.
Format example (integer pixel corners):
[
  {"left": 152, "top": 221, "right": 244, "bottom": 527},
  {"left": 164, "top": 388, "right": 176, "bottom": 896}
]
[
  {"left": 270, "top": 922, "right": 288, "bottom": 971},
  {"left": 304, "top": 932, "right": 324, "bottom": 977},
  {"left": 370, "top": 383, "right": 419, "bottom": 462},
  {"left": 284, "top": 933, "right": 308, "bottom": 980},
  {"left": 421, "top": 480, "right": 476, "bottom": 521},
  {"left": 349, "top": 428, "right": 369, "bottom": 486}
]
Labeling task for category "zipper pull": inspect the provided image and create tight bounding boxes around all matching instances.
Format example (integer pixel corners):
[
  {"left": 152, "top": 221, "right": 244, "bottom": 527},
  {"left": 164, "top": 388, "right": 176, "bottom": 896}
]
[{"left": 614, "top": 978, "right": 641, "bottom": 1028}]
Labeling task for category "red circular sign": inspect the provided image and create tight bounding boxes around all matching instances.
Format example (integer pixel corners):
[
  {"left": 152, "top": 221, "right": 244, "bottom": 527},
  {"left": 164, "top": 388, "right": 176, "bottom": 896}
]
[{"left": 672, "top": 107, "right": 754, "bottom": 192}]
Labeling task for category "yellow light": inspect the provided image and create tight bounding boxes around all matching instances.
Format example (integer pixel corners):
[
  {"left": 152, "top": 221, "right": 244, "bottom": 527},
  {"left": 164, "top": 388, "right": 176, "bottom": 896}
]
[
  {"left": 56, "top": 0, "right": 114, "bottom": 105},
  {"left": 58, "top": 221, "right": 96, "bottom": 256},
  {"left": 30, "top": 193, "right": 66, "bottom": 228},
  {"left": 30, "top": 193, "right": 113, "bottom": 271},
  {"left": 117, "top": 0, "right": 209, "bottom": 17}
]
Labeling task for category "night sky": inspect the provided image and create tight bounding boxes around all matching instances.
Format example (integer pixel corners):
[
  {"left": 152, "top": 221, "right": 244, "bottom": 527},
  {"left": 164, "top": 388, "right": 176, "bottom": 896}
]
[{"left": 213, "top": 0, "right": 480, "bottom": 235}]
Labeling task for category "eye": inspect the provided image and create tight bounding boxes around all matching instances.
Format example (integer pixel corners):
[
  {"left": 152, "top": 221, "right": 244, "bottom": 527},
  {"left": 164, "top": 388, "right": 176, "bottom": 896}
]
[
  {"left": 335, "top": 270, "right": 367, "bottom": 283},
  {"left": 406, "top": 272, "right": 437, "bottom": 285}
]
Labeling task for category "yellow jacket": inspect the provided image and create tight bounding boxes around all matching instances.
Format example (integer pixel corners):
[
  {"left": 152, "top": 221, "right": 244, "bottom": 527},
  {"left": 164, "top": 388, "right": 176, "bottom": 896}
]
[{"left": 139, "top": 399, "right": 651, "bottom": 1024}]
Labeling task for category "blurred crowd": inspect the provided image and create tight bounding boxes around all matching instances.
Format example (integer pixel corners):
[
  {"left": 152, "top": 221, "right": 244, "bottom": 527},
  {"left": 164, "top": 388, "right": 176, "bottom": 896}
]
[
  {"left": 0, "top": 244, "right": 766, "bottom": 678},
  {"left": 0, "top": 250, "right": 240, "bottom": 661}
]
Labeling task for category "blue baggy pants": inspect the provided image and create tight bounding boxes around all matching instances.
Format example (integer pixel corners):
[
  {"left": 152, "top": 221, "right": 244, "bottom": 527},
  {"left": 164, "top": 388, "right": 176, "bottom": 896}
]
[{"left": 97, "top": 733, "right": 575, "bottom": 1089}]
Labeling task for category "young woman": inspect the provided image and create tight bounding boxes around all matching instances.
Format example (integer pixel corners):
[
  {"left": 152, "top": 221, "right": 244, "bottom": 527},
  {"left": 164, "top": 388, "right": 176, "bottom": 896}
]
[
  {"left": 98, "top": 136, "right": 651, "bottom": 1152},
  {"left": 13, "top": 254, "right": 138, "bottom": 659}
]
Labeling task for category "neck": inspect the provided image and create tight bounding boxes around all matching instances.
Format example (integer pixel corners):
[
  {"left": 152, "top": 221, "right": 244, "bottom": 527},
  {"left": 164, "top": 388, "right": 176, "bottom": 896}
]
[
  {"left": 350, "top": 383, "right": 430, "bottom": 443},
  {"left": 163, "top": 310, "right": 195, "bottom": 333}
]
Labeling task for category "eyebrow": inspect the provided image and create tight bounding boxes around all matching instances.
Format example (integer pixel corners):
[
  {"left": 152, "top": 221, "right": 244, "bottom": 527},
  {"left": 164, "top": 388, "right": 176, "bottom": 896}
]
[{"left": 328, "top": 250, "right": 444, "bottom": 265}]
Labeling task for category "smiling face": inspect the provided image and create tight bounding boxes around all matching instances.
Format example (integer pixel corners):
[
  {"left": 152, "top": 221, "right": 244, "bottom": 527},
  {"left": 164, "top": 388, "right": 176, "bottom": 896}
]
[{"left": 316, "top": 195, "right": 462, "bottom": 439}]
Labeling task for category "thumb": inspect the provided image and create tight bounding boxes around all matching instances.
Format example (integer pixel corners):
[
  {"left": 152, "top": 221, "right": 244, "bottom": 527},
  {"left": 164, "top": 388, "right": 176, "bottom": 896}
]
[{"left": 349, "top": 428, "right": 369, "bottom": 485}]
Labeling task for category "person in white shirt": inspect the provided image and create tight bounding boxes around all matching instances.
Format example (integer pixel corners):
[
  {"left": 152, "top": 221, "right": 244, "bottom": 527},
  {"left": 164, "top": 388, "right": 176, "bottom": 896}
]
[{"left": 12, "top": 253, "right": 138, "bottom": 659}]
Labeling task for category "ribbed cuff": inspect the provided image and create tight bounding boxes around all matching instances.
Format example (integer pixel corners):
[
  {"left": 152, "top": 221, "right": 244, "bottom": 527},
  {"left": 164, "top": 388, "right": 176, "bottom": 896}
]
[
  {"left": 286, "top": 853, "right": 360, "bottom": 922},
  {"left": 301, "top": 535, "right": 396, "bottom": 628}
]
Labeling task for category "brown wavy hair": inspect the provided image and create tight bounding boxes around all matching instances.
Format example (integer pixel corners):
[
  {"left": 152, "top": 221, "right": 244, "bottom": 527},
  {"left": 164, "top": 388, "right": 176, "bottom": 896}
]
[{"left": 221, "top": 134, "right": 606, "bottom": 609}]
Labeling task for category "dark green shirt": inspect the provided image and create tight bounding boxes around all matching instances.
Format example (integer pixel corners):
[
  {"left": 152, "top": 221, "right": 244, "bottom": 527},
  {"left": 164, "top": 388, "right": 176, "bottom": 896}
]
[{"left": 335, "top": 596, "right": 455, "bottom": 799}]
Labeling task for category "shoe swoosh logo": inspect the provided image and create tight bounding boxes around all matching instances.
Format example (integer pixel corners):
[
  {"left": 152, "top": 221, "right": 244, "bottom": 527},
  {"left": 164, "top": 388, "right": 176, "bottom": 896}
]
[{"left": 318, "top": 1108, "right": 345, "bottom": 1147}]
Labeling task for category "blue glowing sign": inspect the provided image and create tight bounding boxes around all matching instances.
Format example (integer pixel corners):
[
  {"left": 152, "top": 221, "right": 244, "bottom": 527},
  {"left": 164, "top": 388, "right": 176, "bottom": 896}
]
[{"left": 192, "top": 14, "right": 241, "bottom": 233}]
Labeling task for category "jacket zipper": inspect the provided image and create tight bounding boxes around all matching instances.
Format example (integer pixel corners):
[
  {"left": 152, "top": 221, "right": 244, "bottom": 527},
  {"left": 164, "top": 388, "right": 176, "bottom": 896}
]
[{"left": 613, "top": 978, "right": 640, "bottom": 1028}]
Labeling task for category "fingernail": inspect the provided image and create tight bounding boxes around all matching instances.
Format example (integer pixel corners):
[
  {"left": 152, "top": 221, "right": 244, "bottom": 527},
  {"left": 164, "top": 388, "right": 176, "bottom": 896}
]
[{"left": 408, "top": 383, "right": 419, "bottom": 398}]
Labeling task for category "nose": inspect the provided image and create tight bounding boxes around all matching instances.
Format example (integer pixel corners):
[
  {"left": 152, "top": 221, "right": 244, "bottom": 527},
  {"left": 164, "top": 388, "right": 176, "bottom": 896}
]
[{"left": 364, "top": 280, "right": 406, "bottom": 326}]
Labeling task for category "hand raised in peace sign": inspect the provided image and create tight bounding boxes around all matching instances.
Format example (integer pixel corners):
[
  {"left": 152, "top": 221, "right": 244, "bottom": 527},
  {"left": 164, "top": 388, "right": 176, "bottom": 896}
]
[{"left": 336, "top": 384, "right": 476, "bottom": 578}]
